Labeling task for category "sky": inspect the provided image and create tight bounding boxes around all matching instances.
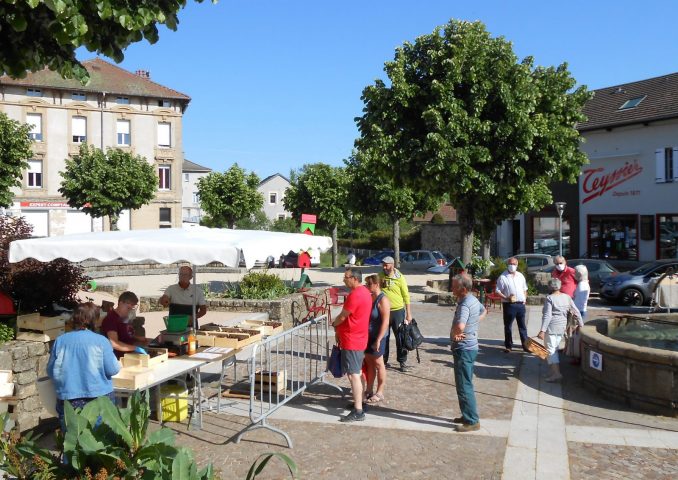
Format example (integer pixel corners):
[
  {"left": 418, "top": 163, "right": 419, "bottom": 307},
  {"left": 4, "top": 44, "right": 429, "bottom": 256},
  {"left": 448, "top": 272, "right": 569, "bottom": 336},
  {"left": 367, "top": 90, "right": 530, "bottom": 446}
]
[{"left": 86, "top": 0, "right": 678, "bottom": 179}]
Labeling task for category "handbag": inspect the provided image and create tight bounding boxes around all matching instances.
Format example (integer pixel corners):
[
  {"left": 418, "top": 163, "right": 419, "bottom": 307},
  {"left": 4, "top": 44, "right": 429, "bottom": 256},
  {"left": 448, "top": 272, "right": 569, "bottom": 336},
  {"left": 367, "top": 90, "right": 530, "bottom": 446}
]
[
  {"left": 399, "top": 319, "right": 424, "bottom": 363},
  {"left": 564, "top": 329, "right": 581, "bottom": 358},
  {"left": 327, "top": 345, "right": 343, "bottom": 378},
  {"left": 525, "top": 337, "right": 549, "bottom": 360}
]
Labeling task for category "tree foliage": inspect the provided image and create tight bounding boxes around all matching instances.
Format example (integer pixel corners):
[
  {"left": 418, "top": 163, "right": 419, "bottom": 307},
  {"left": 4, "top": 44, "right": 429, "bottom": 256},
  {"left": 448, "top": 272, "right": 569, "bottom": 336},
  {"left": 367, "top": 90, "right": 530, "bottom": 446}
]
[
  {"left": 0, "top": 113, "right": 33, "bottom": 208},
  {"left": 0, "top": 0, "right": 213, "bottom": 84},
  {"left": 283, "top": 163, "right": 349, "bottom": 266},
  {"left": 197, "top": 164, "right": 263, "bottom": 229},
  {"left": 355, "top": 19, "right": 590, "bottom": 262},
  {"left": 59, "top": 144, "right": 157, "bottom": 230}
]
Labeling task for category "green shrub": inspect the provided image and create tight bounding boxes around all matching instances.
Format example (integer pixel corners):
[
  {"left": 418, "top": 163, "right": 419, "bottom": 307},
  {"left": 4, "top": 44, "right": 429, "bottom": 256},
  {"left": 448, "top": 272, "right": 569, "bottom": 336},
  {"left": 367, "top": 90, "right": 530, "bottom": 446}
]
[
  {"left": 0, "top": 322, "right": 14, "bottom": 345},
  {"left": 217, "top": 271, "right": 293, "bottom": 300}
]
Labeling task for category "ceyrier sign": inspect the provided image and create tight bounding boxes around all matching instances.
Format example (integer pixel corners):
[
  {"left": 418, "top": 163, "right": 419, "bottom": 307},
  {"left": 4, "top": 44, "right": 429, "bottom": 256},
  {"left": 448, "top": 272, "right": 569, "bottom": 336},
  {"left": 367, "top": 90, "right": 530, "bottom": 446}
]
[{"left": 582, "top": 160, "right": 643, "bottom": 204}]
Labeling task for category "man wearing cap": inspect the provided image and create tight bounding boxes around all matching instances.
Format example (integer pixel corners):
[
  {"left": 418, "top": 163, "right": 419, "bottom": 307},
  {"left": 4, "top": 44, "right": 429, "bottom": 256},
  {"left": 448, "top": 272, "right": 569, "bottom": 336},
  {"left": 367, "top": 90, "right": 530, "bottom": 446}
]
[{"left": 379, "top": 256, "right": 413, "bottom": 372}]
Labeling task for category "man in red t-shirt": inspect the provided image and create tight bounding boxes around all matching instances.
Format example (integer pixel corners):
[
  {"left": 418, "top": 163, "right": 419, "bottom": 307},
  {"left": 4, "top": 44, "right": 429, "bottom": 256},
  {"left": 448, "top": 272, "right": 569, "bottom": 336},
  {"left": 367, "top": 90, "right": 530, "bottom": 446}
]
[
  {"left": 332, "top": 267, "right": 371, "bottom": 422},
  {"left": 101, "top": 291, "right": 148, "bottom": 358},
  {"left": 551, "top": 256, "right": 577, "bottom": 298}
]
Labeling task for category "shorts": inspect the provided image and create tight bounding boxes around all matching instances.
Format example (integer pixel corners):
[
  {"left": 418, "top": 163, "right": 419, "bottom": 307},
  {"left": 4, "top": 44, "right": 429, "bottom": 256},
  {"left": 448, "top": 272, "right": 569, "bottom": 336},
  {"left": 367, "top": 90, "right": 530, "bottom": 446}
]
[
  {"left": 341, "top": 349, "right": 365, "bottom": 375},
  {"left": 365, "top": 333, "right": 388, "bottom": 357}
]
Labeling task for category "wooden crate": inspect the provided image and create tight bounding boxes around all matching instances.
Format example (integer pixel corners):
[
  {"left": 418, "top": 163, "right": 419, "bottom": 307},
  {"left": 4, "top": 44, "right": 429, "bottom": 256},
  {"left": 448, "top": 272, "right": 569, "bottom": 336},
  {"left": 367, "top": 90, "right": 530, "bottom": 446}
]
[
  {"left": 16, "top": 326, "right": 64, "bottom": 342},
  {"left": 121, "top": 348, "right": 169, "bottom": 368},
  {"left": 112, "top": 367, "right": 154, "bottom": 390},
  {"left": 240, "top": 320, "right": 284, "bottom": 336},
  {"left": 196, "top": 333, "right": 215, "bottom": 347},
  {"left": 197, "top": 330, "right": 261, "bottom": 349},
  {"left": 254, "top": 370, "right": 287, "bottom": 394},
  {"left": 17, "top": 313, "right": 65, "bottom": 331}
]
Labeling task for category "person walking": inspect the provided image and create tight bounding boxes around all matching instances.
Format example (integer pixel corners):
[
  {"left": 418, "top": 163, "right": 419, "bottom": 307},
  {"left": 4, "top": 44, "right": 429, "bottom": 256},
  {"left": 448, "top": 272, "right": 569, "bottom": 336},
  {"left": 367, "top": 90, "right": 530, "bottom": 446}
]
[
  {"left": 552, "top": 256, "right": 577, "bottom": 298},
  {"left": 364, "top": 274, "right": 390, "bottom": 404},
  {"left": 379, "top": 256, "right": 413, "bottom": 371},
  {"left": 331, "top": 267, "right": 372, "bottom": 422},
  {"left": 538, "top": 278, "right": 583, "bottom": 382},
  {"left": 573, "top": 264, "right": 590, "bottom": 321},
  {"left": 450, "top": 274, "right": 486, "bottom": 432},
  {"left": 495, "top": 257, "right": 529, "bottom": 353}
]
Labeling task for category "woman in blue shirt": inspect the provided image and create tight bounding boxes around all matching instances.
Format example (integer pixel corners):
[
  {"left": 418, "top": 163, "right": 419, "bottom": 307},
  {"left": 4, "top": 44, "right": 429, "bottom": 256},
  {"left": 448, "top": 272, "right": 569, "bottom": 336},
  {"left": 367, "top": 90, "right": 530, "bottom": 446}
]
[{"left": 47, "top": 302, "right": 120, "bottom": 430}]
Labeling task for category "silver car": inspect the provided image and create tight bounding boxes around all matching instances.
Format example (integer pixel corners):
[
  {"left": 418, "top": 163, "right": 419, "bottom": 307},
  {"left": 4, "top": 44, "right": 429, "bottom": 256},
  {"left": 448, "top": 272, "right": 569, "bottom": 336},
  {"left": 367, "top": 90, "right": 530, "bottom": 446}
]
[
  {"left": 401, "top": 250, "right": 448, "bottom": 269},
  {"left": 509, "top": 254, "right": 555, "bottom": 273},
  {"left": 600, "top": 260, "right": 678, "bottom": 306}
]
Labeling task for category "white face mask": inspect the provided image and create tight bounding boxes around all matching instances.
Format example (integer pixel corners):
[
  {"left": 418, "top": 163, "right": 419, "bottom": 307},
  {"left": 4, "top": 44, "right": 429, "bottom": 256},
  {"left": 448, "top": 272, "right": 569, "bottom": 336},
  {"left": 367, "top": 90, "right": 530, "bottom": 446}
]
[
  {"left": 556, "top": 264, "right": 566, "bottom": 272},
  {"left": 507, "top": 264, "right": 518, "bottom": 273}
]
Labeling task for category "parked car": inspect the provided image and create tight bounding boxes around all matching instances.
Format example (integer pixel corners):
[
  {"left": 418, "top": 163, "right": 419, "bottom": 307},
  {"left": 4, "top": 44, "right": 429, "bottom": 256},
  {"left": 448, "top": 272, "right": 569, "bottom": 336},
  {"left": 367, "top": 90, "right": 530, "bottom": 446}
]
[
  {"left": 362, "top": 250, "right": 407, "bottom": 266},
  {"left": 401, "top": 250, "right": 447, "bottom": 269},
  {"left": 509, "top": 254, "right": 555, "bottom": 273},
  {"left": 543, "top": 259, "right": 619, "bottom": 292},
  {"left": 600, "top": 259, "right": 678, "bottom": 306}
]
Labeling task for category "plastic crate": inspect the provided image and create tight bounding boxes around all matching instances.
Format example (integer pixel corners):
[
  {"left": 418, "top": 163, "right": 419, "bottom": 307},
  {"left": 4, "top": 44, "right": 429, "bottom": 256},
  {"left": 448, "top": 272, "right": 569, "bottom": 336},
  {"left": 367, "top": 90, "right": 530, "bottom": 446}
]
[
  {"left": 159, "top": 384, "right": 188, "bottom": 422},
  {"left": 163, "top": 315, "right": 189, "bottom": 333}
]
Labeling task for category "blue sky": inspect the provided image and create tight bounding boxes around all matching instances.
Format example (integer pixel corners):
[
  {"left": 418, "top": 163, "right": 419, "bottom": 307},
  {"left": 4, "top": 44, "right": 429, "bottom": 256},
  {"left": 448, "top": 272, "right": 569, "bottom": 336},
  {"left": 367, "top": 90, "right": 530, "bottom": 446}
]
[{"left": 94, "top": 0, "right": 678, "bottom": 178}]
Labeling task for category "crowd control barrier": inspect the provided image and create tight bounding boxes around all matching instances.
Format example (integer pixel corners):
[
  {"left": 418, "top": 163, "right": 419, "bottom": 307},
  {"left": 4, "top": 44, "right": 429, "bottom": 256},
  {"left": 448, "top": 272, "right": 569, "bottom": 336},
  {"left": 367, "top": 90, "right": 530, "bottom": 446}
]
[{"left": 235, "top": 313, "right": 342, "bottom": 447}]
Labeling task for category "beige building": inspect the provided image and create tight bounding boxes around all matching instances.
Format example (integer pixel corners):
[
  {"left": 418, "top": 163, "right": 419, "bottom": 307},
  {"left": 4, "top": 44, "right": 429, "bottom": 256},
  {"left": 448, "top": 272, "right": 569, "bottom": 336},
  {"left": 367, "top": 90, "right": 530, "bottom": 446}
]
[{"left": 0, "top": 58, "right": 190, "bottom": 235}]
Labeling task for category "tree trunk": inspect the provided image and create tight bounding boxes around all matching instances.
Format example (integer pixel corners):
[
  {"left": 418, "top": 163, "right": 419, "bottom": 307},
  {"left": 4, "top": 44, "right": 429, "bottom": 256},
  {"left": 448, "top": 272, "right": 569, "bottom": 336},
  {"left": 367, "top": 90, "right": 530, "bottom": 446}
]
[
  {"left": 109, "top": 213, "right": 119, "bottom": 231},
  {"left": 482, "top": 239, "right": 491, "bottom": 276},
  {"left": 392, "top": 217, "right": 401, "bottom": 268},
  {"left": 457, "top": 207, "right": 474, "bottom": 265},
  {"left": 332, "top": 225, "right": 338, "bottom": 268}
]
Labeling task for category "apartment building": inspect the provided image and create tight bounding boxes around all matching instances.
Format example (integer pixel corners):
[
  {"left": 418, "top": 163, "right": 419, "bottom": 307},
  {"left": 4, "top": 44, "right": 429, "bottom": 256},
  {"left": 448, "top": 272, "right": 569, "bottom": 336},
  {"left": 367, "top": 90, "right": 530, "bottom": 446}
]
[
  {"left": 182, "top": 159, "right": 211, "bottom": 224},
  {"left": 0, "top": 58, "right": 190, "bottom": 235},
  {"left": 258, "top": 173, "right": 291, "bottom": 221}
]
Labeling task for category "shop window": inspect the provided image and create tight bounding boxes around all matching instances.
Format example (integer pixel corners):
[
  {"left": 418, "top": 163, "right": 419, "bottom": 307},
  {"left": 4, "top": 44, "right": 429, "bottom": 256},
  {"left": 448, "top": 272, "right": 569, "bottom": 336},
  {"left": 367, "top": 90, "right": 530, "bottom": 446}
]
[
  {"left": 588, "top": 215, "right": 638, "bottom": 261},
  {"left": 658, "top": 214, "right": 678, "bottom": 259},
  {"left": 655, "top": 147, "right": 678, "bottom": 183},
  {"left": 532, "top": 217, "right": 570, "bottom": 256}
]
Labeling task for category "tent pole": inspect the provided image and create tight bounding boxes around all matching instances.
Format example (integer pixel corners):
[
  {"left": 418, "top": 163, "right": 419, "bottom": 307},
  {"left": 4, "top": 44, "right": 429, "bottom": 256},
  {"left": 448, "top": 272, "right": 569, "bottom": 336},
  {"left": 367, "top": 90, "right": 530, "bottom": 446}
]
[{"left": 192, "top": 264, "right": 198, "bottom": 331}]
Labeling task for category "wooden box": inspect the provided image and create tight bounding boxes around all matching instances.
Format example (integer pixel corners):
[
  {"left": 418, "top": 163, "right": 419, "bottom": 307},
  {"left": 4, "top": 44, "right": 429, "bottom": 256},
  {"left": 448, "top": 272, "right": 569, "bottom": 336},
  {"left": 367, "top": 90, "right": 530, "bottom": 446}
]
[
  {"left": 112, "top": 367, "right": 154, "bottom": 390},
  {"left": 240, "top": 320, "right": 283, "bottom": 336},
  {"left": 254, "top": 370, "right": 287, "bottom": 394},
  {"left": 196, "top": 333, "right": 215, "bottom": 347},
  {"left": 197, "top": 329, "right": 261, "bottom": 349},
  {"left": 17, "top": 313, "right": 65, "bottom": 331},
  {"left": 121, "top": 348, "right": 169, "bottom": 368},
  {"left": 16, "top": 326, "right": 65, "bottom": 342}
]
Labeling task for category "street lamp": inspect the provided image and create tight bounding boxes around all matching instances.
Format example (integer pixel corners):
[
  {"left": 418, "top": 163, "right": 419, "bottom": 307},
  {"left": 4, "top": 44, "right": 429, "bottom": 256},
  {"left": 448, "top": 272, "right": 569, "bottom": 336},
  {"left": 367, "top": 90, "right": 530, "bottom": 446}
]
[{"left": 555, "top": 202, "right": 566, "bottom": 257}]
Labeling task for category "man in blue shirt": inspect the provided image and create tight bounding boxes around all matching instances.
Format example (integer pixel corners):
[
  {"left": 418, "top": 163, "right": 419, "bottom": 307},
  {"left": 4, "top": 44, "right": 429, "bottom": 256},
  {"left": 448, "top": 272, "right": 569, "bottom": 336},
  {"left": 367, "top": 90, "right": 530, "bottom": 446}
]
[{"left": 450, "top": 273, "right": 486, "bottom": 432}]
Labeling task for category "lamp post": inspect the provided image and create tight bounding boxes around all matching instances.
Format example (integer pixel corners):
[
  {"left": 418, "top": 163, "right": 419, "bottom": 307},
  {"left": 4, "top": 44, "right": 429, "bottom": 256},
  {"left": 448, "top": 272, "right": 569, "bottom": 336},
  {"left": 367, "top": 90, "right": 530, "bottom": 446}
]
[{"left": 555, "top": 202, "right": 566, "bottom": 257}]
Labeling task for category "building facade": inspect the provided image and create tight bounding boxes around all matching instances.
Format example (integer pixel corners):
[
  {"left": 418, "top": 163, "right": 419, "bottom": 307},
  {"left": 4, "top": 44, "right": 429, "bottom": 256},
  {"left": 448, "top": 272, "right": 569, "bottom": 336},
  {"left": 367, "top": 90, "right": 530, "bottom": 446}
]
[
  {"left": 258, "top": 173, "right": 291, "bottom": 221},
  {"left": 0, "top": 59, "right": 190, "bottom": 235},
  {"left": 181, "top": 159, "right": 211, "bottom": 224}
]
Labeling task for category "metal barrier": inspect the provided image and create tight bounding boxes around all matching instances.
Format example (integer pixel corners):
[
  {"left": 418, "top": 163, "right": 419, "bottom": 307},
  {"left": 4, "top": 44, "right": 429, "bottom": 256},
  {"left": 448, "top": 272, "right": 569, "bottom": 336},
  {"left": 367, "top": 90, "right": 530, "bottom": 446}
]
[{"left": 235, "top": 312, "right": 342, "bottom": 447}]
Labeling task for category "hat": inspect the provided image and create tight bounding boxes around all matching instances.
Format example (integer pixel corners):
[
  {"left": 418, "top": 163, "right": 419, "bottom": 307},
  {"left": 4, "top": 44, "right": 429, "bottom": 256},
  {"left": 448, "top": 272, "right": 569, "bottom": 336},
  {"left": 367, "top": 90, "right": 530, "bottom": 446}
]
[{"left": 382, "top": 256, "right": 395, "bottom": 264}]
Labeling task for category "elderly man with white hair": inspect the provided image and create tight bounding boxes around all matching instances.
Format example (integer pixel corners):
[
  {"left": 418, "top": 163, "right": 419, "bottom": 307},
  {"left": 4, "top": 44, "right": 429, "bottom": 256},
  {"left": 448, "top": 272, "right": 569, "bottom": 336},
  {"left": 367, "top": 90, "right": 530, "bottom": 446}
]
[{"left": 551, "top": 255, "right": 576, "bottom": 298}]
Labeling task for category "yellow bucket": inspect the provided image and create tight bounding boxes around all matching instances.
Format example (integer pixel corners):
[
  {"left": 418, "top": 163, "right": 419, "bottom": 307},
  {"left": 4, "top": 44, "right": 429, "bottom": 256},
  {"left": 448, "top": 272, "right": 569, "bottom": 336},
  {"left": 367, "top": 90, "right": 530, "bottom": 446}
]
[{"left": 159, "top": 384, "right": 188, "bottom": 422}]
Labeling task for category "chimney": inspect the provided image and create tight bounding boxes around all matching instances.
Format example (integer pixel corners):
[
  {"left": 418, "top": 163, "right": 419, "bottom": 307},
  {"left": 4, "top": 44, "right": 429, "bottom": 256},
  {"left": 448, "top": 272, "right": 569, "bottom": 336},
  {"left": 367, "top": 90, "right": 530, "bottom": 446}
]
[{"left": 135, "top": 69, "right": 150, "bottom": 79}]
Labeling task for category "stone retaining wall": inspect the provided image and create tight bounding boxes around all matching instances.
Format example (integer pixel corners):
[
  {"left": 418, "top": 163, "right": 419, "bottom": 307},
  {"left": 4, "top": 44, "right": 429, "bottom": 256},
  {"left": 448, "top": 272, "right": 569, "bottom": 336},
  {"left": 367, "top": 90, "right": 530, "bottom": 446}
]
[
  {"left": 0, "top": 340, "right": 51, "bottom": 432},
  {"left": 79, "top": 259, "right": 243, "bottom": 279}
]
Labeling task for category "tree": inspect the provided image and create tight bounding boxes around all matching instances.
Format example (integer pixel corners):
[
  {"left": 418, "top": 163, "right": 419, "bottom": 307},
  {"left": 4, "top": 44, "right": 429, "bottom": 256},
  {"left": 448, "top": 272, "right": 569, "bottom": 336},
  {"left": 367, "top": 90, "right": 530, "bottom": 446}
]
[
  {"left": 59, "top": 144, "right": 157, "bottom": 230},
  {"left": 355, "top": 20, "right": 590, "bottom": 263},
  {"left": 0, "top": 1, "right": 213, "bottom": 84},
  {"left": 235, "top": 209, "right": 271, "bottom": 231},
  {"left": 345, "top": 153, "right": 439, "bottom": 266},
  {"left": 0, "top": 113, "right": 33, "bottom": 208},
  {"left": 197, "top": 164, "right": 263, "bottom": 229},
  {"left": 283, "top": 163, "right": 349, "bottom": 267}
]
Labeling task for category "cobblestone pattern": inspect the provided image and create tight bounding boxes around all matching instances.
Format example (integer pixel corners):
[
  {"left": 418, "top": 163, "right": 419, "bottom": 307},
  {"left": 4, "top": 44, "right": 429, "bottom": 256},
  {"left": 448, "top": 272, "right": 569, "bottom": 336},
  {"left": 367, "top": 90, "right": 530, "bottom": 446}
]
[{"left": 569, "top": 442, "right": 678, "bottom": 480}]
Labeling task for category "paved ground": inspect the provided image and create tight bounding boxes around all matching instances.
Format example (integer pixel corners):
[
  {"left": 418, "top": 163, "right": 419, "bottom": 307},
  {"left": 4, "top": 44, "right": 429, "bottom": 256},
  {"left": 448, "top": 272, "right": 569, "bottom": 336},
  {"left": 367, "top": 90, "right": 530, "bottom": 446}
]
[{"left": 72, "top": 269, "right": 678, "bottom": 478}]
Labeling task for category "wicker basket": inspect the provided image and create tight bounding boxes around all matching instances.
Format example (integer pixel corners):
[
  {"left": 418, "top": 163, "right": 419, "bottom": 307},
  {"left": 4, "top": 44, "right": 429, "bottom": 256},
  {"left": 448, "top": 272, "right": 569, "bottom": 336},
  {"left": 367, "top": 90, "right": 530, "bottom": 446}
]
[{"left": 525, "top": 337, "right": 549, "bottom": 360}]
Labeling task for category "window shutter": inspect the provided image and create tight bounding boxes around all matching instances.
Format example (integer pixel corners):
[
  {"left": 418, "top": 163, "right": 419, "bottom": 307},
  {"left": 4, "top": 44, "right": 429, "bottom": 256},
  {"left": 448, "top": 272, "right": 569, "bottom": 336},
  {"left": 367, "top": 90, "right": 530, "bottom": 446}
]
[
  {"left": 656, "top": 149, "right": 666, "bottom": 183},
  {"left": 673, "top": 148, "right": 678, "bottom": 181},
  {"left": 72, "top": 117, "right": 86, "bottom": 136},
  {"left": 27, "top": 114, "right": 41, "bottom": 134},
  {"left": 158, "top": 123, "right": 171, "bottom": 147},
  {"left": 116, "top": 120, "right": 130, "bottom": 134}
]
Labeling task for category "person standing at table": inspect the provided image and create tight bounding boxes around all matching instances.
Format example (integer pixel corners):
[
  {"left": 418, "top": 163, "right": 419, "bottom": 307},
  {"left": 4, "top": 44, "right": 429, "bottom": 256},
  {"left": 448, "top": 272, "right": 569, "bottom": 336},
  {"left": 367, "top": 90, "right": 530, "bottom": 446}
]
[
  {"left": 159, "top": 266, "right": 207, "bottom": 326},
  {"left": 495, "top": 257, "right": 529, "bottom": 353},
  {"left": 48, "top": 303, "right": 120, "bottom": 431},
  {"left": 102, "top": 291, "right": 148, "bottom": 358}
]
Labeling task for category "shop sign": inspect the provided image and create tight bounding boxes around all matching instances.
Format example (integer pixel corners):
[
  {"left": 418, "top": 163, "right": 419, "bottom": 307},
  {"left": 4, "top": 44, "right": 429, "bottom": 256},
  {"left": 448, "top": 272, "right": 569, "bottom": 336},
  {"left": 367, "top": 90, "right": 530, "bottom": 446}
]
[
  {"left": 582, "top": 160, "right": 643, "bottom": 204},
  {"left": 20, "top": 201, "right": 70, "bottom": 208}
]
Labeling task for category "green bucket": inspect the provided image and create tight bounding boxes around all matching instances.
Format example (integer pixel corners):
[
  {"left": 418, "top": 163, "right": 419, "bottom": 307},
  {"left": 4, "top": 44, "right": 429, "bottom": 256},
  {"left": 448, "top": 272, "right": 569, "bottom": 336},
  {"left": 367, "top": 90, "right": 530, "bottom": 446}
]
[{"left": 164, "top": 315, "right": 190, "bottom": 333}]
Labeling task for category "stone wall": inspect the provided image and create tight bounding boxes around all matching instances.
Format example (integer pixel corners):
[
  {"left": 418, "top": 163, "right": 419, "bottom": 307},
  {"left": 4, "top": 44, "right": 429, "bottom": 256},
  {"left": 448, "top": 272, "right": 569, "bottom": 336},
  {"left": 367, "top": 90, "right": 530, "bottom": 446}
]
[
  {"left": 79, "top": 259, "right": 243, "bottom": 279},
  {"left": 0, "top": 340, "right": 51, "bottom": 432},
  {"left": 420, "top": 224, "right": 463, "bottom": 257}
]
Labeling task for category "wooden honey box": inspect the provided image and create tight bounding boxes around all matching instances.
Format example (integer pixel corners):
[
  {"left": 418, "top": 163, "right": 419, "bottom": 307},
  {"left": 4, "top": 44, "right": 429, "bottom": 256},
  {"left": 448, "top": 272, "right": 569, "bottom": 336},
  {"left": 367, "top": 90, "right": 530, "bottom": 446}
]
[
  {"left": 16, "top": 326, "right": 65, "bottom": 342},
  {"left": 196, "top": 329, "right": 261, "bottom": 349},
  {"left": 121, "top": 348, "right": 169, "bottom": 368},
  {"left": 254, "top": 370, "right": 287, "bottom": 394},
  {"left": 112, "top": 366, "right": 154, "bottom": 390},
  {"left": 240, "top": 320, "right": 284, "bottom": 336},
  {"left": 17, "top": 313, "right": 65, "bottom": 331}
]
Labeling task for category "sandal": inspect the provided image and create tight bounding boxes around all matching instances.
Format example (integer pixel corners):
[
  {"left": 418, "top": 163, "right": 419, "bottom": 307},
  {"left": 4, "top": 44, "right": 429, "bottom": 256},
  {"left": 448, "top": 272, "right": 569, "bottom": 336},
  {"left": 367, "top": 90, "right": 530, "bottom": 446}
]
[{"left": 366, "top": 393, "right": 384, "bottom": 404}]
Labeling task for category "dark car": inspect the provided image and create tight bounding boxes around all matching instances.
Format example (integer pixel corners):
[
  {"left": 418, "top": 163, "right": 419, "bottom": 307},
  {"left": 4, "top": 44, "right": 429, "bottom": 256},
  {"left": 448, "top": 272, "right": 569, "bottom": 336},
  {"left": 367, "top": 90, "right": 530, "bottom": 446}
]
[
  {"left": 362, "top": 250, "right": 407, "bottom": 266},
  {"left": 600, "top": 259, "right": 678, "bottom": 306},
  {"left": 543, "top": 259, "right": 619, "bottom": 292}
]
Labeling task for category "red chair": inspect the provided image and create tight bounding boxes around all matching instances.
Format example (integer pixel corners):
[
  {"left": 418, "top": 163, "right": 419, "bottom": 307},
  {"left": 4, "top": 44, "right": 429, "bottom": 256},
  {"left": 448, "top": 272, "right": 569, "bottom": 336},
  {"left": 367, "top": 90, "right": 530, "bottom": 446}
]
[
  {"left": 484, "top": 282, "right": 502, "bottom": 309},
  {"left": 295, "top": 291, "right": 328, "bottom": 326}
]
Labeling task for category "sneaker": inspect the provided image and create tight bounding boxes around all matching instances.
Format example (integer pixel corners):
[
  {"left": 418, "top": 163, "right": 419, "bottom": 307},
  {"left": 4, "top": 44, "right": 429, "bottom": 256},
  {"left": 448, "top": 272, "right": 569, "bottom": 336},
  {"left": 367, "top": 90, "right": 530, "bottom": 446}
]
[
  {"left": 340, "top": 409, "right": 365, "bottom": 423},
  {"left": 346, "top": 402, "right": 369, "bottom": 413},
  {"left": 455, "top": 422, "right": 480, "bottom": 432},
  {"left": 450, "top": 416, "right": 470, "bottom": 424},
  {"left": 399, "top": 363, "right": 412, "bottom": 372}
]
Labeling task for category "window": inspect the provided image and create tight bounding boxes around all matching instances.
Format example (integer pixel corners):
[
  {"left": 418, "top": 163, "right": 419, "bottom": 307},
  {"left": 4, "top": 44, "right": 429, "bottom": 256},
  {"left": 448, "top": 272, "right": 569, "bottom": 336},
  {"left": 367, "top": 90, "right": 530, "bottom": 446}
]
[
  {"left": 588, "top": 215, "right": 638, "bottom": 261},
  {"left": 72, "top": 116, "right": 86, "bottom": 143},
  {"left": 192, "top": 192, "right": 199, "bottom": 204},
  {"left": 71, "top": 92, "right": 86, "bottom": 101},
  {"left": 116, "top": 119, "right": 131, "bottom": 146},
  {"left": 619, "top": 96, "right": 646, "bottom": 110},
  {"left": 27, "top": 160, "right": 42, "bottom": 188},
  {"left": 26, "top": 88, "right": 42, "bottom": 97},
  {"left": 116, "top": 96, "right": 130, "bottom": 105},
  {"left": 277, "top": 214, "right": 286, "bottom": 220},
  {"left": 159, "top": 208, "right": 172, "bottom": 228},
  {"left": 158, "top": 165, "right": 171, "bottom": 190},
  {"left": 157, "top": 122, "right": 171, "bottom": 148},
  {"left": 184, "top": 173, "right": 189, "bottom": 182},
  {"left": 655, "top": 148, "right": 678, "bottom": 183},
  {"left": 26, "top": 113, "right": 42, "bottom": 141},
  {"left": 658, "top": 214, "right": 678, "bottom": 259},
  {"left": 532, "top": 216, "right": 569, "bottom": 256},
  {"left": 158, "top": 100, "right": 171, "bottom": 108},
  {"left": 269, "top": 192, "right": 277, "bottom": 204}
]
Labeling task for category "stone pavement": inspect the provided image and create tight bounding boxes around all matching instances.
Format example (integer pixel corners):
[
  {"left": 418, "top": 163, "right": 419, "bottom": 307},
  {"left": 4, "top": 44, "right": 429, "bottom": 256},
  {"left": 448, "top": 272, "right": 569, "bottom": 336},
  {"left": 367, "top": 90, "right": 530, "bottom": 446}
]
[{"left": 154, "top": 301, "right": 678, "bottom": 479}]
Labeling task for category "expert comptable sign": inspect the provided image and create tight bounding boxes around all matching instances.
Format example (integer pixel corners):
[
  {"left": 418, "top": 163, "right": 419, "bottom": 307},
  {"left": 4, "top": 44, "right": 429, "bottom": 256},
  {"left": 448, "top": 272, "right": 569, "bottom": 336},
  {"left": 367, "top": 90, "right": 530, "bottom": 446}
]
[
  {"left": 581, "top": 160, "right": 643, "bottom": 204},
  {"left": 20, "top": 202, "right": 70, "bottom": 208}
]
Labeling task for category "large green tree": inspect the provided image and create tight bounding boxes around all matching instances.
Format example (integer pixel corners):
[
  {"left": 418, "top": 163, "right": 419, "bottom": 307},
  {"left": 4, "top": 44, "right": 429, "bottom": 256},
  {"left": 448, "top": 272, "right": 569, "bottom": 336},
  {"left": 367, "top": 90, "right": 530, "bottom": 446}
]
[
  {"left": 283, "top": 163, "right": 349, "bottom": 267},
  {"left": 345, "top": 153, "right": 439, "bottom": 266},
  {"left": 355, "top": 20, "right": 590, "bottom": 263},
  {"left": 59, "top": 144, "right": 157, "bottom": 230},
  {"left": 197, "top": 164, "right": 263, "bottom": 229},
  {"left": 0, "top": 113, "right": 33, "bottom": 208},
  {"left": 0, "top": 0, "right": 213, "bottom": 83}
]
